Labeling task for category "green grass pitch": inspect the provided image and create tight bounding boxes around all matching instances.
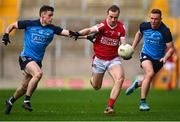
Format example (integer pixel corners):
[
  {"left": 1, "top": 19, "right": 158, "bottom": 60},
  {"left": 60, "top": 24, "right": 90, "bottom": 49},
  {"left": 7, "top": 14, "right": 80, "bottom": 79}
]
[{"left": 0, "top": 89, "right": 180, "bottom": 121}]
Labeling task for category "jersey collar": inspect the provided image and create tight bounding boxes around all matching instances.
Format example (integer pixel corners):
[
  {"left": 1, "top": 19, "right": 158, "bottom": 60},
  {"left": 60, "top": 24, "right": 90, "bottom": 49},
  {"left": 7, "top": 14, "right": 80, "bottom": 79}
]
[{"left": 106, "top": 19, "right": 117, "bottom": 29}]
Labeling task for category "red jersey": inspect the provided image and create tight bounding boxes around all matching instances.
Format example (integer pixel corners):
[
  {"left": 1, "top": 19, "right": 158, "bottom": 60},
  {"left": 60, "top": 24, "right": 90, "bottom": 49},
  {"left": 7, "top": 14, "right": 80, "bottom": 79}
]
[{"left": 93, "top": 19, "right": 126, "bottom": 60}]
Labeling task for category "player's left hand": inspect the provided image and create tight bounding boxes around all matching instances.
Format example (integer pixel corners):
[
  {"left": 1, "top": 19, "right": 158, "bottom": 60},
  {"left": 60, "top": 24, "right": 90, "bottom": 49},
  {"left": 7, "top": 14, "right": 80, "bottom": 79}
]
[
  {"left": 69, "top": 30, "right": 80, "bottom": 40},
  {"left": 159, "top": 58, "right": 166, "bottom": 64},
  {"left": 2, "top": 33, "right": 11, "bottom": 46},
  {"left": 87, "top": 33, "right": 97, "bottom": 43}
]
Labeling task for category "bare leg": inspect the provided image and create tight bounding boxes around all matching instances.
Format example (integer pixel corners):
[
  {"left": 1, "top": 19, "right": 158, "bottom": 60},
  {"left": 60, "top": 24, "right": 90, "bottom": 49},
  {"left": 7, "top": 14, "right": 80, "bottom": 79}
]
[
  {"left": 141, "top": 60, "right": 155, "bottom": 99},
  {"left": 21, "top": 61, "right": 42, "bottom": 111},
  {"left": 4, "top": 69, "right": 33, "bottom": 114},
  {"left": 103, "top": 64, "right": 124, "bottom": 114},
  {"left": 90, "top": 72, "right": 104, "bottom": 90},
  {"left": 13, "top": 72, "right": 32, "bottom": 100},
  {"left": 108, "top": 64, "right": 124, "bottom": 100},
  {"left": 25, "top": 61, "right": 42, "bottom": 96}
]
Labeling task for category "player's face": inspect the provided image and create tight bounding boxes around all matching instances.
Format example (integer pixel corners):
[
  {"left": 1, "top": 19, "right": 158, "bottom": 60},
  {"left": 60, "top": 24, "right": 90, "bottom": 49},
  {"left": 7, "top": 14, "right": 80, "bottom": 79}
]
[
  {"left": 41, "top": 11, "right": 53, "bottom": 25},
  {"left": 107, "top": 10, "right": 119, "bottom": 27},
  {"left": 150, "top": 13, "right": 162, "bottom": 29}
]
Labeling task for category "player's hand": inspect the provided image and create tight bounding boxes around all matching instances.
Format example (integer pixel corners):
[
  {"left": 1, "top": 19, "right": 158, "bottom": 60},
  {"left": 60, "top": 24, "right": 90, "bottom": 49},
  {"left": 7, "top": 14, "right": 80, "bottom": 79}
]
[
  {"left": 69, "top": 30, "right": 80, "bottom": 41},
  {"left": 2, "top": 33, "right": 10, "bottom": 46},
  {"left": 87, "top": 33, "right": 97, "bottom": 43},
  {"left": 159, "top": 58, "right": 166, "bottom": 64}
]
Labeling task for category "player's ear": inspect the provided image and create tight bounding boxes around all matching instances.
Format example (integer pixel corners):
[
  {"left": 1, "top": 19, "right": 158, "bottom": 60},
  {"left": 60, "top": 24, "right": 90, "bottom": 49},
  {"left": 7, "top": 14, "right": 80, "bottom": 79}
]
[{"left": 40, "top": 11, "right": 45, "bottom": 18}]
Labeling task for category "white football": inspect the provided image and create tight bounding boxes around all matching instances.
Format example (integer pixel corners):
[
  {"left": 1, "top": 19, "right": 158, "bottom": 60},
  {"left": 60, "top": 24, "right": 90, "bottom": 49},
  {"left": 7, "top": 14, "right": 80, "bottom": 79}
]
[{"left": 118, "top": 44, "right": 134, "bottom": 60}]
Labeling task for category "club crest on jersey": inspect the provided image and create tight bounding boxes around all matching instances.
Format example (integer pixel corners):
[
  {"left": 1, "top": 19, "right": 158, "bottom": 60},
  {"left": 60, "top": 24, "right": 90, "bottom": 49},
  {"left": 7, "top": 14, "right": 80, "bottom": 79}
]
[
  {"left": 109, "top": 31, "right": 114, "bottom": 36},
  {"left": 118, "top": 32, "right": 121, "bottom": 36}
]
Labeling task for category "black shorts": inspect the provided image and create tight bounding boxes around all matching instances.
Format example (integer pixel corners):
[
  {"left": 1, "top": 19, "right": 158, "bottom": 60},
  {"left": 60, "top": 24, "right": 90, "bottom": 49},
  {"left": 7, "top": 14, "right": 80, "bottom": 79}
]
[
  {"left": 19, "top": 56, "right": 42, "bottom": 70},
  {"left": 140, "top": 53, "right": 163, "bottom": 73}
]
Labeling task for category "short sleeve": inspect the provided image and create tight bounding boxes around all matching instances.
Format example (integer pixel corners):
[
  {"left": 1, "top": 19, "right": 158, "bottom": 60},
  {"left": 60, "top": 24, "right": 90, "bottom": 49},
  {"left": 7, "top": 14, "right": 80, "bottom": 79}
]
[
  {"left": 121, "top": 25, "right": 126, "bottom": 37},
  {"left": 139, "top": 22, "right": 150, "bottom": 34},
  {"left": 164, "top": 28, "right": 173, "bottom": 43},
  {"left": 53, "top": 26, "right": 63, "bottom": 35},
  {"left": 18, "top": 20, "right": 31, "bottom": 29},
  {"left": 139, "top": 22, "right": 145, "bottom": 33},
  {"left": 97, "top": 23, "right": 105, "bottom": 32}
]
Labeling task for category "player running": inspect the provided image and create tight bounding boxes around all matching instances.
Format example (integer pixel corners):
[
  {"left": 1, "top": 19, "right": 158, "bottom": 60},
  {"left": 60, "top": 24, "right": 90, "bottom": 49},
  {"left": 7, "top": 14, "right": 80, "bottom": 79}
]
[
  {"left": 2, "top": 5, "right": 79, "bottom": 114},
  {"left": 75, "top": 5, "right": 129, "bottom": 114},
  {"left": 125, "top": 9, "right": 175, "bottom": 111}
]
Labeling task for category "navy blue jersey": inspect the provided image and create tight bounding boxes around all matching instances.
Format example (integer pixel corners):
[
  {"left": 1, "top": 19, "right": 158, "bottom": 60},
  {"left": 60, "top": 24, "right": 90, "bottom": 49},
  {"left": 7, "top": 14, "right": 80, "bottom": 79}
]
[
  {"left": 139, "top": 22, "right": 173, "bottom": 60},
  {"left": 18, "top": 19, "right": 63, "bottom": 62}
]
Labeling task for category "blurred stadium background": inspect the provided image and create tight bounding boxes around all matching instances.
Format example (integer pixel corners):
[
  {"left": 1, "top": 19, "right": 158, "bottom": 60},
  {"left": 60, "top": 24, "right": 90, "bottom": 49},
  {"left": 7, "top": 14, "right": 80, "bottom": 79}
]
[{"left": 0, "top": 0, "right": 180, "bottom": 89}]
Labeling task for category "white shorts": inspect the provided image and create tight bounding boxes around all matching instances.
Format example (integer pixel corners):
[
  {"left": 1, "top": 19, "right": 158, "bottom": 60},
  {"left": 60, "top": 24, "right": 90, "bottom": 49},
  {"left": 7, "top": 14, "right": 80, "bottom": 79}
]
[{"left": 92, "top": 56, "right": 122, "bottom": 73}]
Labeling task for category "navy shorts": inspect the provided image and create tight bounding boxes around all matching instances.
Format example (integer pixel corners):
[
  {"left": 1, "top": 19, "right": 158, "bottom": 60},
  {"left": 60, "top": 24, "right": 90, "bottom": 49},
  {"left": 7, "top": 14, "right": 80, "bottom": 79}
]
[
  {"left": 140, "top": 53, "right": 163, "bottom": 73},
  {"left": 19, "top": 56, "right": 42, "bottom": 70}
]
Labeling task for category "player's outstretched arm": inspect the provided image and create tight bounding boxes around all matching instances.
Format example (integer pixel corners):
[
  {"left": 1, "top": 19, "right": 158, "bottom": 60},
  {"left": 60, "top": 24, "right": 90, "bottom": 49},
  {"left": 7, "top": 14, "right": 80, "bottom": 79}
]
[
  {"left": 132, "top": 30, "right": 142, "bottom": 49},
  {"left": 60, "top": 29, "right": 80, "bottom": 40},
  {"left": 60, "top": 25, "right": 98, "bottom": 41},
  {"left": 78, "top": 25, "right": 98, "bottom": 36},
  {"left": 70, "top": 25, "right": 98, "bottom": 42},
  {"left": 2, "top": 22, "right": 18, "bottom": 46}
]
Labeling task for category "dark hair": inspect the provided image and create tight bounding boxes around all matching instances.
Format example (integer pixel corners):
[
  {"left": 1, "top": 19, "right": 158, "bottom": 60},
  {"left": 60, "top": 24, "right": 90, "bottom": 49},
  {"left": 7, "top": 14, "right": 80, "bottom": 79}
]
[
  {"left": 151, "top": 9, "right": 162, "bottom": 17},
  {"left": 39, "top": 5, "right": 54, "bottom": 16},
  {"left": 107, "top": 5, "right": 120, "bottom": 14}
]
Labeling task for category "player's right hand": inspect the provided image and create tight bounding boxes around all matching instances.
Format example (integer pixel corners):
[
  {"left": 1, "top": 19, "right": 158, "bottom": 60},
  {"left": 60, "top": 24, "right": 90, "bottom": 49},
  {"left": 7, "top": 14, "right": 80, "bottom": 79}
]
[
  {"left": 2, "top": 33, "right": 10, "bottom": 46},
  {"left": 69, "top": 30, "right": 80, "bottom": 41}
]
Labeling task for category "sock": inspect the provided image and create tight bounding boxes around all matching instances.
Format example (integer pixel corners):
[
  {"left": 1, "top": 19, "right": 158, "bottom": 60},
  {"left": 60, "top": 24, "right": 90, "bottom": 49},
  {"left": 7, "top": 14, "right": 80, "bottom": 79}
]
[
  {"left": 24, "top": 95, "right": 31, "bottom": 102},
  {"left": 140, "top": 98, "right": 146, "bottom": 103},
  {"left": 108, "top": 98, "right": 115, "bottom": 107},
  {"left": 9, "top": 96, "right": 16, "bottom": 105},
  {"left": 135, "top": 82, "right": 139, "bottom": 88}
]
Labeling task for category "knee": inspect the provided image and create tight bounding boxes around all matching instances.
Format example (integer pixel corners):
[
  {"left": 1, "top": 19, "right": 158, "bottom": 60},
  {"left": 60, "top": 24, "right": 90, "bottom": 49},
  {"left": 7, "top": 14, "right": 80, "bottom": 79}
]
[
  {"left": 90, "top": 80, "right": 101, "bottom": 90},
  {"left": 145, "top": 71, "right": 154, "bottom": 80},
  {"left": 34, "top": 71, "right": 43, "bottom": 80},
  {"left": 115, "top": 77, "right": 124, "bottom": 86}
]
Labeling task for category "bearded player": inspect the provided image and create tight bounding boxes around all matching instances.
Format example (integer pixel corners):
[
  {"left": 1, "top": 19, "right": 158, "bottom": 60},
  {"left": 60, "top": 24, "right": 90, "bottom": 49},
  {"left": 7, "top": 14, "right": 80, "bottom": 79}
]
[{"left": 75, "top": 5, "right": 128, "bottom": 114}]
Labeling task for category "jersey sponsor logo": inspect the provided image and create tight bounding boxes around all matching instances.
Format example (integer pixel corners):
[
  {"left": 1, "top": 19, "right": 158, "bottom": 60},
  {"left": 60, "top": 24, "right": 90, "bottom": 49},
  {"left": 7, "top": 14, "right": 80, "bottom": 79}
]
[
  {"left": 100, "top": 36, "right": 119, "bottom": 46},
  {"left": 31, "top": 30, "right": 53, "bottom": 43},
  {"left": 146, "top": 39, "right": 161, "bottom": 45},
  {"left": 144, "top": 31, "right": 162, "bottom": 45},
  {"left": 32, "top": 34, "right": 49, "bottom": 43},
  {"left": 29, "top": 27, "right": 54, "bottom": 43}
]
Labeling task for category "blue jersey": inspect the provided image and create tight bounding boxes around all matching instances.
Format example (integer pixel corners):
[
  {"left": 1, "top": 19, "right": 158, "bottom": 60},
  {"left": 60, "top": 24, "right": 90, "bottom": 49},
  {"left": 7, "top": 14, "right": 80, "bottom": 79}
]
[
  {"left": 140, "top": 22, "right": 173, "bottom": 60},
  {"left": 18, "top": 19, "right": 63, "bottom": 62}
]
